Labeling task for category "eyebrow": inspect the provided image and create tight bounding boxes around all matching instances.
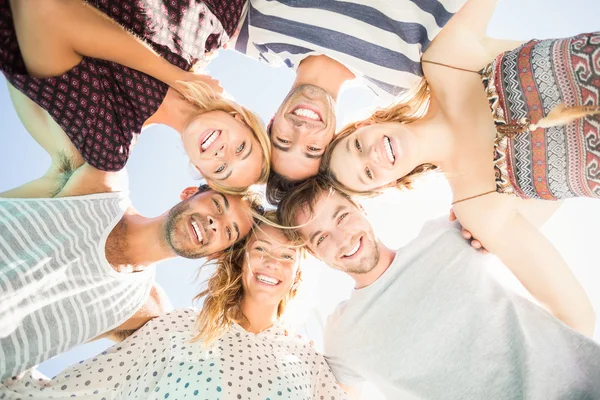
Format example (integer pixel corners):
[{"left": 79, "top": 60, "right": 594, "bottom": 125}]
[
  {"left": 304, "top": 152, "right": 322, "bottom": 160},
  {"left": 233, "top": 222, "right": 240, "bottom": 241},
  {"left": 216, "top": 192, "right": 229, "bottom": 210},
  {"left": 216, "top": 169, "right": 233, "bottom": 181},
  {"left": 346, "top": 137, "right": 351, "bottom": 154},
  {"left": 308, "top": 205, "right": 345, "bottom": 246},
  {"left": 272, "top": 141, "right": 291, "bottom": 152},
  {"left": 241, "top": 141, "right": 253, "bottom": 161}
]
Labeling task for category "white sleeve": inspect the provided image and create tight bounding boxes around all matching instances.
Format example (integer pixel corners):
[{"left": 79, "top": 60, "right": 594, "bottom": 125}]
[{"left": 311, "top": 352, "right": 349, "bottom": 400}]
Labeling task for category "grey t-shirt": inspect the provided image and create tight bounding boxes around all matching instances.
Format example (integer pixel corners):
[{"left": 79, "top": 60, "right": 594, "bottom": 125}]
[{"left": 324, "top": 218, "right": 600, "bottom": 399}]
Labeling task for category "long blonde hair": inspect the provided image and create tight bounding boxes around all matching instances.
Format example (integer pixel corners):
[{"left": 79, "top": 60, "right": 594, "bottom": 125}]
[
  {"left": 192, "top": 211, "right": 304, "bottom": 347},
  {"left": 320, "top": 78, "right": 438, "bottom": 197},
  {"left": 177, "top": 81, "right": 271, "bottom": 195}
]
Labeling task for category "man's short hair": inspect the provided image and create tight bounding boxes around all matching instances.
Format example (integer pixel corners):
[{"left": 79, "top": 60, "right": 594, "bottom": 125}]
[
  {"left": 265, "top": 169, "right": 304, "bottom": 205},
  {"left": 197, "top": 183, "right": 264, "bottom": 217},
  {"left": 277, "top": 174, "right": 358, "bottom": 241}
]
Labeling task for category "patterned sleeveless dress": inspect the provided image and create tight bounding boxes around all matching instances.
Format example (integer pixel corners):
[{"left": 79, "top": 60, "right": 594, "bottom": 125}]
[
  {"left": 0, "top": 0, "right": 244, "bottom": 171},
  {"left": 482, "top": 32, "right": 600, "bottom": 200}
]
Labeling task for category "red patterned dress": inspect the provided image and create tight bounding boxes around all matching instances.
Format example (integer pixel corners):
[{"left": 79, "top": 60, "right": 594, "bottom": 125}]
[
  {"left": 483, "top": 32, "right": 600, "bottom": 199},
  {"left": 0, "top": 0, "right": 245, "bottom": 171}
]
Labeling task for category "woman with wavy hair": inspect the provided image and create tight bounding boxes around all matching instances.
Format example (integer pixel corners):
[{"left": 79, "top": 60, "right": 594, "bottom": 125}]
[
  {"left": 321, "top": 0, "right": 599, "bottom": 336},
  {"left": 1, "top": 212, "right": 347, "bottom": 400},
  {"left": 1, "top": 0, "right": 270, "bottom": 195}
]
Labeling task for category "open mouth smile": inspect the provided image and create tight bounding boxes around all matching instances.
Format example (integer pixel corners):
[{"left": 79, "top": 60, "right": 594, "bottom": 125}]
[{"left": 200, "top": 130, "right": 221, "bottom": 152}]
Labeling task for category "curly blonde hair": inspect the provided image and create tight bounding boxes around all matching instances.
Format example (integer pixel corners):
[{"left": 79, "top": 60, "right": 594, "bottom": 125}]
[
  {"left": 320, "top": 78, "right": 438, "bottom": 197},
  {"left": 177, "top": 81, "right": 271, "bottom": 195},
  {"left": 192, "top": 211, "right": 304, "bottom": 347}
]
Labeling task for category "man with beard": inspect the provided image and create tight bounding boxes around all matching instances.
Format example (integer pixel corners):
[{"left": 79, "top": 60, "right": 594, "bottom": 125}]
[
  {"left": 277, "top": 176, "right": 600, "bottom": 400},
  {"left": 0, "top": 91, "right": 262, "bottom": 381},
  {"left": 233, "top": 0, "right": 466, "bottom": 201}
]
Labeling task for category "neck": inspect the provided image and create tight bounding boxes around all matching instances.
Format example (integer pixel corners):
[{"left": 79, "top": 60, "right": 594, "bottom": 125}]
[
  {"left": 107, "top": 209, "right": 176, "bottom": 270},
  {"left": 293, "top": 55, "right": 355, "bottom": 102},
  {"left": 143, "top": 88, "right": 198, "bottom": 134},
  {"left": 351, "top": 241, "right": 396, "bottom": 289},
  {"left": 239, "top": 296, "right": 279, "bottom": 334},
  {"left": 403, "top": 97, "right": 454, "bottom": 168}
]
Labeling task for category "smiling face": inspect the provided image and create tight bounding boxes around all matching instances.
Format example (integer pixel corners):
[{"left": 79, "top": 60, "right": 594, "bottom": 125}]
[
  {"left": 295, "top": 191, "right": 379, "bottom": 275},
  {"left": 182, "top": 111, "right": 263, "bottom": 189},
  {"left": 270, "top": 84, "right": 336, "bottom": 181},
  {"left": 329, "top": 122, "right": 417, "bottom": 192},
  {"left": 241, "top": 224, "right": 300, "bottom": 307},
  {"left": 164, "top": 187, "right": 253, "bottom": 258}
]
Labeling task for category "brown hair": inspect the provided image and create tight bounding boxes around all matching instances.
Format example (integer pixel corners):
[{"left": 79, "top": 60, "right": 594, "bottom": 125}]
[
  {"left": 320, "top": 78, "right": 438, "bottom": 197},
  {"left": 277, "top": 175, "right": 359, "bottom": 242},
  {"left": 192, "top": 211, "right": 304, "bottom": 347},
  {"left": 177, "top": 81, "right": 271, "bottom": 195}
]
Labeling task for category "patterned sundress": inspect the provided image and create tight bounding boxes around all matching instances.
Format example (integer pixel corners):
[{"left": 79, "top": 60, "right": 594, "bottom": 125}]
[
  {"left": 0, "top": 0, "right": 243, "bottom": 171},
  {"left": 482, "top": 32, "right": 600, "bottom": 200}
]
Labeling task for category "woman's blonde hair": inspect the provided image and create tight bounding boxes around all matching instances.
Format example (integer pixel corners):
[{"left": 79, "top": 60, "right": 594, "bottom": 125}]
[
  {"left": 192, "top": 211, "right": 304, "bottom": 347},
  {"left": 320, "top": 78, "right": 438, "bottom": 197},
  {"left": 177, "top": 81, "right": 271, "bottom": 195}
]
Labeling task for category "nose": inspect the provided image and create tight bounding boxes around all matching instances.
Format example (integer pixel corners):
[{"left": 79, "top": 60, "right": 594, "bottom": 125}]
[
  {"left": 207, "top": 215, "right": 221, "bottom": 235},
  {"left": 213, "top": 143, "right": 226, "bottom": 158},
  {"left": 369, "top": 145, "right": 381, "bottom": 165}
]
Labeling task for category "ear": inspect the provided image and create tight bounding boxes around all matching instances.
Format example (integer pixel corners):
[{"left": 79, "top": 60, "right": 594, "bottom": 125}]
[
  {"left": 180, "top": 186, "right": 199, "bottom": 201},
  {"left": 233, "top": 112, "right": 244, "bottom": 122}
]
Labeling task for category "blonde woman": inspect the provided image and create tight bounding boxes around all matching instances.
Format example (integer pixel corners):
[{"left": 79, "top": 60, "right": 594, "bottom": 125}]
[
  {"left": 2, "top": 0, "right": 270, "bottom": 195},
  {"left": 1, "top": 212, "right": 347, "bottom": 400},
  {"left": 321, "top": 0, "right": 599, "bottom": 336}
]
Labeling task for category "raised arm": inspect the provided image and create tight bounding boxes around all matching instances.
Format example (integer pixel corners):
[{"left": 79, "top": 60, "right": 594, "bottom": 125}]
[
  {"left": 454, "top": 194, "right": 595, "bottom": 337},
  {"left": 0, "top": 82, "right": 83, "bottom": 198},
  {"left": 9, "top": 0, "right": 221, "bottom": 92}
]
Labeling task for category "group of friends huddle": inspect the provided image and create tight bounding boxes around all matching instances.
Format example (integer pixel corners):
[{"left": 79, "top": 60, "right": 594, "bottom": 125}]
[{"left": 1, "top": 0, "right": 600, "bottom": 398}]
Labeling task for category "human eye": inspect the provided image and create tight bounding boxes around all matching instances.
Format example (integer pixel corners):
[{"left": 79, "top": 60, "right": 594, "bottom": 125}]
[
  {"left": 281, "top": 252, "right": 295, "bottom": 260},
  {"left": 338, "top": 212, "right": 349, "bottom": 224},
  {"left": 316, "top": 235, "right": 326, "bottom": 247},
  {"left": 226, "top": 226, "right": 232, "bottom": 241},
  {"left": 215, "top": 164, "right": 226, "bottom": 173},
  {"left": 365, "top": 167, "right": 373, "bottom": 180},
  {"left": 355, "top": 139, "right": 362, "bottom": 152},
  {"left": 212, "top": 198, "right": 222, "bottom": 213},
  {"left": 236, "top": 142, "right": 246, "bottom": 154},
  {"left": 308, "top": 146, "right": 321, "bottom": 152},
  {"left": 277, "top": 137, "right": 291, "bottom": 145}
]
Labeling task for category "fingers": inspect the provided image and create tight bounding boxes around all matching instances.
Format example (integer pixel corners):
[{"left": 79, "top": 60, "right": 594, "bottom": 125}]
[
  {"left": 449, "top": 208, "right": 457, "bottom": 221},
  {"left": 461, "top": 228, "right": 472, "bottom": 240}
]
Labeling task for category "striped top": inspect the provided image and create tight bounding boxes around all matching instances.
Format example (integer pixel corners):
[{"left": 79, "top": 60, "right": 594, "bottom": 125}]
[
  {"left": 0, "top": 192, "right": 155, "bottom": 381},
  {"left": 234, "top": 0, "right": 466, "bottom": 99}
]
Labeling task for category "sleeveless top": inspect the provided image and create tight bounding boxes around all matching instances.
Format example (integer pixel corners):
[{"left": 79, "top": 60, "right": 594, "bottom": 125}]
[
  {"left": 482, "top": 32, "right": 600, "bottom": 200},
  {"left": 0, "top": 0, "right": 239, "bottom": 171},
  {"left": 0, "top": 192, "right": 155, "bottom": 381}
]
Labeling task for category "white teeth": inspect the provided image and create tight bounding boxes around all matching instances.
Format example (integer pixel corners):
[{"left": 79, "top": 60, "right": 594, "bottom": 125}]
[
  {"left": 191, "top": 220, "right": 203, "bottom": 243},
  {"left": 201, "top": 130, "right": 220, "bottom": 151},
  {"left": 384, "top": 136, "right": 395, "bottom": 163},
  {"left": 256, "top": 274, "right": 279, "bottom": 286},
  {"left": 344, "top": 240, "right": 361, "bottom": 257},
  {"left": 292, "top": 108, "right": 320, "bottom": 121}
]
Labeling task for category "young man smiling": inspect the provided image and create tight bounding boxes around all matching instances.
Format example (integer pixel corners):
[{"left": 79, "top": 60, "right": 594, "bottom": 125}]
[
  {"left": 234, "top": 0, "right": 467, "bottom": 201},
  {"left": 277, "top": 176, "right": 600, "bottom": 400},
  {"left": 0, "top": 90, "right": 263, "bottom": 381}
]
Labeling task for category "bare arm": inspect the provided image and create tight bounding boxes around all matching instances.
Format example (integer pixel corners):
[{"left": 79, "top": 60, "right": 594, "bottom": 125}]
[
  {"left": 0, "top": 82, "right": 83, "bottom": 198},
  {"left": 454, "top": 194, "right": 595, "bottom": 337},
  {"left": 9, "top": 0, "right": 220, "bottom": 92},
  {"left": 91, "top": 284, "right": 172, "bottom": 342}
]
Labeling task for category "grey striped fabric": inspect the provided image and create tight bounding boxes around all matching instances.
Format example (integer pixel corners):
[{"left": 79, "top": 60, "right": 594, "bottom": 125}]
[
  {"left": 0, "top": 193, "right": 154, "bottom": 380},
  {"left": 235, "top": 0, "right": 466, "bottom": 99}
]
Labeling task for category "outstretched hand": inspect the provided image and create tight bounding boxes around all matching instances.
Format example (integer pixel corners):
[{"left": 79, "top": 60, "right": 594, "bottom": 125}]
[{"left": 449, "top": 209, "right": 488, "bottom": 254}]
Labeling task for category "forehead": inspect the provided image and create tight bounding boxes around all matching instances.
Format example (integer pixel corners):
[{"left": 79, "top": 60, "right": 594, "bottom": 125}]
[
  {"left": 251, "top": 224, "right": 291, "bottom": 248},
  {"left": 295, "top": 191, "right": 354, "bottom": 234}
]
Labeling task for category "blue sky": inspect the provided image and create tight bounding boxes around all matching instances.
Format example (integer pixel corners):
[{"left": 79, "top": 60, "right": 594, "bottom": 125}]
[{"left": 1, "top": 1, "right": 599, "bottom": 397}]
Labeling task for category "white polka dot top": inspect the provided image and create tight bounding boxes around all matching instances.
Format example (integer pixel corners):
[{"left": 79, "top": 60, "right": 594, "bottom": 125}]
[{"left": 0, "top": 308, "right": 347, "bottom": 400}]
